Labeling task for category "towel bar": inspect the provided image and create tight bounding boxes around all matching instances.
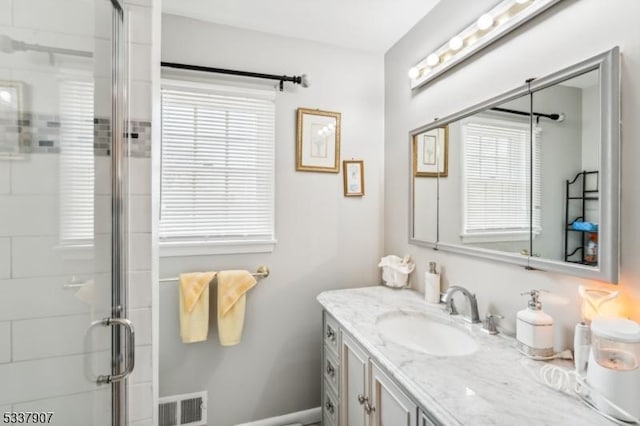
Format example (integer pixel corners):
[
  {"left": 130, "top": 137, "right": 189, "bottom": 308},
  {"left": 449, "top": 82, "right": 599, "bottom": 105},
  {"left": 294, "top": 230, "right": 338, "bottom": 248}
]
[{"left": 159, "top": 265, "right": 269, "bottom": 282}]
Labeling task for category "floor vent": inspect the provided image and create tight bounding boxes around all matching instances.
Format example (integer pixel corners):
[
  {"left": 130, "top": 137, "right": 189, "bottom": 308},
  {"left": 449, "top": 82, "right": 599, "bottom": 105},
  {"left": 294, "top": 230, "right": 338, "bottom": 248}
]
[{"left": 159, "top": 391, "right": 207, "bottom": 426}]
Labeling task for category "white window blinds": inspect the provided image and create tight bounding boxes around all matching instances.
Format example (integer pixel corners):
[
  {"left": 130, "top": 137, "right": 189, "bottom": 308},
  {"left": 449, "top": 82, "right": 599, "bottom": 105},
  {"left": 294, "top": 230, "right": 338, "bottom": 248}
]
[
  {"left": 59, "top": 78, "right": 95, "bottom": 246},
  {"left": 160, "top": 81, "right": 275, "bottom": 250},
  {"left": 462, "top": 118, "right": 541, "bottom": 236}
]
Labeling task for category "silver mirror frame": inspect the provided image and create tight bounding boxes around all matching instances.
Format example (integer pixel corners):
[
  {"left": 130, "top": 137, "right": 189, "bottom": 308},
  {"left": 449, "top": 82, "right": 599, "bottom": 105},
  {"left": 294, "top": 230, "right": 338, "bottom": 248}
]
[{"left": 408, "top": 47, "right": 620, "bottom": 283}]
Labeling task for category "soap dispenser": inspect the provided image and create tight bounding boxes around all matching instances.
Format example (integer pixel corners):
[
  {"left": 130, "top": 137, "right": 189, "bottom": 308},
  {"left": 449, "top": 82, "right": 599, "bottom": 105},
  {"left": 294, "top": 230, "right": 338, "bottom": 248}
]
[
  {"left": 516, "top": 290, "right": 554, "bottom": 359},
  {"left": 424, "top": 261, "right": 440, "bottom": 304}
]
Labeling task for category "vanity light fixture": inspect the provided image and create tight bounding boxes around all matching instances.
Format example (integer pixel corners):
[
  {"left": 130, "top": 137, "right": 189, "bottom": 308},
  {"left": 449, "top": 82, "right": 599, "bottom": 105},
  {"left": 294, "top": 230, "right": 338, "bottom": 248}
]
[
  {"left": 408, "top": 0, "right": 561, "bottom": 89},
  {"left": 449, "top": 36, "right": 464, "bottom": 51},
  {"left": 477, "top": 14, "right": 494, "bottom": 31}
]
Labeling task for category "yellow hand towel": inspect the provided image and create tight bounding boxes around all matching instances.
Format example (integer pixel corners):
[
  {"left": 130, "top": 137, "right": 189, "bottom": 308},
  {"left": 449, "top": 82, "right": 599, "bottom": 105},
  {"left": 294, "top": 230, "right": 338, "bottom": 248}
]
[
  {"left": 217, "top": 270, "right": 257, "bottom": 346},
  {"left": 179, "top": 272, "right": 216, "bottom": 343}
]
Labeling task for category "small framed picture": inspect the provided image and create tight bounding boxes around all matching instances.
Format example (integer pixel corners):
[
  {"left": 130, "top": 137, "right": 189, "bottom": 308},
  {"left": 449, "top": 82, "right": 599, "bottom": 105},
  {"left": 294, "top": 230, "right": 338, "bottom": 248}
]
[
  {"left": 413, "top": 126, "right": 448, "bottom": 177},
  {"left": 0, "top": 80, "right": 24, "bottom": 153},
  {"left": 343, "top": 160, "right": 364, "bottom": 197},
  {"left": 296, "top": 108, "right": 341, "bottom": 173}
]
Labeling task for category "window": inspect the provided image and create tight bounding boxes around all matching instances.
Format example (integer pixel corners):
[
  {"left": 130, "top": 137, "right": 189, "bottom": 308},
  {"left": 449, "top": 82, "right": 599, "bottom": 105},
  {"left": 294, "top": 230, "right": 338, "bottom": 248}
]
[
  {"left": 59, "top": 78, "right": 95, "bottom": 247},
  {"left": 462, "top": 117, "right": 541, "bottom": 242},
  {"left": 160, "top": 80, "right": 276, "bottom": 256}
]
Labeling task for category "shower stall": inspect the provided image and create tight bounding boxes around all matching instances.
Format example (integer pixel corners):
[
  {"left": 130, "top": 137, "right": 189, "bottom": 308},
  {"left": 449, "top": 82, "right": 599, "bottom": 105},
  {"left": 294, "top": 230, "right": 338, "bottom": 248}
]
[{"left": 0, "top": 0, "right": 135, "bottom": 424}]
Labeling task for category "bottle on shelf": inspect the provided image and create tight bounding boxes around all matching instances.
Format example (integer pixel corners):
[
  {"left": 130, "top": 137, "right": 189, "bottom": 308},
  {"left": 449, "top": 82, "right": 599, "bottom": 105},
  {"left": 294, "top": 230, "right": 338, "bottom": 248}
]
[{"left": 585, "top": 233, "right": 598, "bottom": 264}]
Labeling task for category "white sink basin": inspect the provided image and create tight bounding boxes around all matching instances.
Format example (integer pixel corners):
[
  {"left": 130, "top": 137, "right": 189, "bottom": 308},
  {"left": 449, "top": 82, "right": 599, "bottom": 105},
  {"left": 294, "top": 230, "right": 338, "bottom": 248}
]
[{"left": 377, "top": 312, "right": 478, "bottom": 356}]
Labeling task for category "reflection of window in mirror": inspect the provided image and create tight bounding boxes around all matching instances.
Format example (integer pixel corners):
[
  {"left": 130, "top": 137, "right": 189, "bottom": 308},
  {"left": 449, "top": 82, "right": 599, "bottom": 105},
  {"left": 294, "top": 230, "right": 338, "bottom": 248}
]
[{"left": 460, "top": 116, "right": 540, "bottom": 244}]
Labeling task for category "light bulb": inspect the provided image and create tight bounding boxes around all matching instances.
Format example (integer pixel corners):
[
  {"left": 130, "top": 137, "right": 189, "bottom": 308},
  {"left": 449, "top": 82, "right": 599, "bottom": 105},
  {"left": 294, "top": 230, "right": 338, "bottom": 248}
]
[
  {"left": 408, "top": 67, "right": 420, "bottom": 79},
  {"left": 0, "top": 90, "right": 11, "bottom": 104},
  {"left": 449, "top": 36, "right": 463, "bottom": 51},
  {"left": 426, "top": 54, "right": 440, "bottom": 67},
  {"left": 477, "top": 14, "right": 494, "bottom": 30}
]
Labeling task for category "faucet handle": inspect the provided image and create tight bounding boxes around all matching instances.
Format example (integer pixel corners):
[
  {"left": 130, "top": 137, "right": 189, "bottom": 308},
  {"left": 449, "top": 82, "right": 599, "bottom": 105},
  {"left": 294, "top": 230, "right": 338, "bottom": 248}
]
[{"left": 482, "top": 313, "right": 504, "bottom": 335}]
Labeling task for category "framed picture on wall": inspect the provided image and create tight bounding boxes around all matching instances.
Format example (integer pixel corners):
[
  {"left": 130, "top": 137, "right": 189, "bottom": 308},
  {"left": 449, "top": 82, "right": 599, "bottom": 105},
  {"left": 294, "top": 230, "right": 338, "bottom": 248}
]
[
  {"left": 343, "top": 160, "right": 364, "bottom": 197},
  {"left": 296, "top": 108, "right": 341, "bottom": 173},
  {"left": 0, "top": 80, "right": 24, "bottom": 154},
  {"left": 413, "top": 126, "right": 448, "bottom": 177}
]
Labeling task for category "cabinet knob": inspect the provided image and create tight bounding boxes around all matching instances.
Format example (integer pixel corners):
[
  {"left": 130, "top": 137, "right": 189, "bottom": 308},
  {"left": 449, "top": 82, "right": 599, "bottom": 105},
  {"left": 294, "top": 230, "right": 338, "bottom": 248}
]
[
  {"left": 357, "top": 394, "right": 367, "bottom": 405},
  {"left": 325, "top": 400, "right": 335, "bottom": 414},
  {"left": 364, "top": 401, "right": 376, "bottom": 415},
  {"left": 326, "top": 326, "right": 336, "bottom": 341},
  {"left": 326, "top": 361, "right": 335, "bottom": 377}
]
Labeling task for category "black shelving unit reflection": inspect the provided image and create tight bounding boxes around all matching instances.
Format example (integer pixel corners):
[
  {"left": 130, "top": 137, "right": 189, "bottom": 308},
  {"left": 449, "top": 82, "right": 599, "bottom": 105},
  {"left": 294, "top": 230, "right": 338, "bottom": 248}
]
[{"left": 564, "top": 170, "right": 599, "bottom": 266}]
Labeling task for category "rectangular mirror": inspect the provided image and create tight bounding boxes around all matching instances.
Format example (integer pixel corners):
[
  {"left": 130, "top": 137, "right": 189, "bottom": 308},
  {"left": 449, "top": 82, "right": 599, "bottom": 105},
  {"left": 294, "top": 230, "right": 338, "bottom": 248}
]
[{"left": 409, "top": 47, "right": 619, "bottom": 283}]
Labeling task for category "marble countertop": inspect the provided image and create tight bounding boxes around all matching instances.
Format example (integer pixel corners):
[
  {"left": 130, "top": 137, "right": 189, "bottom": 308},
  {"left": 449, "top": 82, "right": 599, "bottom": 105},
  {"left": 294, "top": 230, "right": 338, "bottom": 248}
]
[{"left": 317, "top": 286, "right": 611, "bottom": 426}]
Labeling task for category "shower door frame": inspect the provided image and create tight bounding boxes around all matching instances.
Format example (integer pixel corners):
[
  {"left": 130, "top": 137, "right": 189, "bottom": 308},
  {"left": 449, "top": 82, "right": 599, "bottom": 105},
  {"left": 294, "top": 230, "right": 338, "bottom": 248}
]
[{"left": 109, "top": 1, "right": 132, "bottom": 425}]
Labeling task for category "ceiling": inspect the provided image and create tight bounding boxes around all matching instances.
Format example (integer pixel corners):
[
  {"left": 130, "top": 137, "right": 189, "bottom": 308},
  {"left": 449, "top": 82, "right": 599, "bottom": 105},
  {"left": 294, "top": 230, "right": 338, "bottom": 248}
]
[{"left": 162, "top": 0, "right": 441, "bottom": 53}]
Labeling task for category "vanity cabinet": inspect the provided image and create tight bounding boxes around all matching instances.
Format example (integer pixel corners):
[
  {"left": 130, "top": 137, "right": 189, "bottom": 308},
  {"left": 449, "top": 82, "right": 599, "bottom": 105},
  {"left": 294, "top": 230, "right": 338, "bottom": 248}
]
[
  {"left": 323, "top": 314, "right": 341, "bottom": 425},
  {"left": 323, "top": 312, "right": 426, "bottom": 426}
]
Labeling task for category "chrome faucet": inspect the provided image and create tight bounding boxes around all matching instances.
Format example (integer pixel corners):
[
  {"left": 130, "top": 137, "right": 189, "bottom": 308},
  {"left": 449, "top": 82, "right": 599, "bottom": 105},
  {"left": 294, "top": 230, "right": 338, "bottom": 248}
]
[{"left": 442, "top": 286, "right": 481, "bottom": 324}]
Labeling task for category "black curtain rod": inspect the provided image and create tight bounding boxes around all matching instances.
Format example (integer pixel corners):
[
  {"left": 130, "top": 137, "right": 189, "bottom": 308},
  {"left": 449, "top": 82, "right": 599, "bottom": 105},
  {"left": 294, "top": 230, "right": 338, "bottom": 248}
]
[
  {"left": 161, "top": 61, "right": 308, "bottom": 91},
  {"left": 490, "top": 107, "right": 562, "bottom": 121}
]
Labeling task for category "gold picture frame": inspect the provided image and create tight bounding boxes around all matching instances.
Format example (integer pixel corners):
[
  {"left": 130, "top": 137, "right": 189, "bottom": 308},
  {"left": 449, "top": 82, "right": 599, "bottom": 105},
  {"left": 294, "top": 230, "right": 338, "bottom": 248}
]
[
  {"left": 413, "top": 125, "right": 448, "bottom": 177},
  {"left": 343, "top": 160, "right": 364, "bottom": 197},
  {"left": 0, "top": 80, "right": 25, "bottom": 154},
  {"left": 296, "top": 108, "right": 341, "bottom": 173}
]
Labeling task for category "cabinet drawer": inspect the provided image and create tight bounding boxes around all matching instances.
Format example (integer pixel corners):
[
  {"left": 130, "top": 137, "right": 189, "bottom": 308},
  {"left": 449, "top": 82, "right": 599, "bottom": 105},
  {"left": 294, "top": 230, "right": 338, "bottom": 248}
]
[
  {"left": 323, "top": 346, "right": 340, "bottom": 394},
  {"left": 324, "top": 314, "right": 340, "bottom": 355},
  {"left": 323, "top": 379, "right": 339, "bottom": 426}
]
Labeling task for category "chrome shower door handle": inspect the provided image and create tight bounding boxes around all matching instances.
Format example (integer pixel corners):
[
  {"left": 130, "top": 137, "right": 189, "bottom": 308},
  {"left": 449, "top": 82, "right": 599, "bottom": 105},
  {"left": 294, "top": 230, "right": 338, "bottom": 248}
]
[{"left": 95, "top": 317, "right": 135, "bottom": 385}]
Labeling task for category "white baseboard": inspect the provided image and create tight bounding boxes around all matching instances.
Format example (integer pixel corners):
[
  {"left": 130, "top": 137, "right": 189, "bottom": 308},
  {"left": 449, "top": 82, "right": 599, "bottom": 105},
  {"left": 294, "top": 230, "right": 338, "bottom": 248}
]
[{"left": 234, "top": 407, "right": 321, "bottom": 426}]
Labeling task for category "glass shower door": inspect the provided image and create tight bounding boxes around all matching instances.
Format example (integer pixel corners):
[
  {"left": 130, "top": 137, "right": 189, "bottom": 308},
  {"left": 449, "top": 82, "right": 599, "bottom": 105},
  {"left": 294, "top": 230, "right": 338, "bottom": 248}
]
[{"left": 0, "top": 0, "right": 131, "bottom": 424}]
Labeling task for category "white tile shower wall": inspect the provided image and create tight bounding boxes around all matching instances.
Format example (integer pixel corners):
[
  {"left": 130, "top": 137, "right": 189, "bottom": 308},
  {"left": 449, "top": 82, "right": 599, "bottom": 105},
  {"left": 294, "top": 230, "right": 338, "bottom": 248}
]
[
  {"left": 129, "top": 308, "right": 152, "bottom": 346},
  {"left": 13, "top": 389, "right": 110, "bottom": 426},
  {"left": 0, "top": 0, "right": 156, "bottom": 423},
  {"left": 0, "top": 352, "right": 110, "bottom": 404},
  {"left": 130, "top": 233, "right": 153, "bottom": 271},
  {"left": 0, "top": 195, "right": 58, "bottom": 237},
  {"left": 130, "top": 345, "right": 152, "bottom": 384},
  {"left": 384, "top": 0, "right": 640, "bottom": 348},
  {"left": 0, "top": 0, "right": 11, "bottom": 26},
  {"left": 129, "top": 383, "right": 153, "bottom": 422},
  {"left": 0, "top": 164, "right": 9, "bottom": 194},
  {"left": 129, "top": 270, "right": 153, "bottom": 308},
  {"left": 10, "top": 154, "right": 59, "bottom": 194},
  {"left": 0, "top": 239, "right": 9, "bottom": 279},
  {"left": 11, "top": 235, "right": 111, "bottom": 278},
  {"left": 125, "top": 2, "right": 155, "bottom": 425},
  {"left": 0, "top": 276, "right": 96, "bottom": 321},
  {"left": 130, "top": 195, "right": 152, "bottom": 233},
  {"left": 12, "top": 315, "right": 110, "bottom": 361},
  {"left": 0, "top": 322, "right": 10, "bottom": 363}
]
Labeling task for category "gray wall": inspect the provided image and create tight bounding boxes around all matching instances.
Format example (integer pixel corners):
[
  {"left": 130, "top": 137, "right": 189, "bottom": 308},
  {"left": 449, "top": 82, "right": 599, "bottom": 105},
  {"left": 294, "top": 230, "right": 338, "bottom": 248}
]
[
  {"left": 385, "top": 0, "right": 640, "bottom": 352},
  {"left": 159, "top": 15, "right": 385, "bottom": 426}
]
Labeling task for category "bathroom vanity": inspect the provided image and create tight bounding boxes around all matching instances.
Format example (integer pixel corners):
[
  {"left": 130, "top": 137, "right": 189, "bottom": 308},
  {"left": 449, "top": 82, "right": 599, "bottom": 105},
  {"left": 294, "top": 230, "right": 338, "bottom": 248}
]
[{"left": 318, "top": 286, "right": 610, "bottom": 426}]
